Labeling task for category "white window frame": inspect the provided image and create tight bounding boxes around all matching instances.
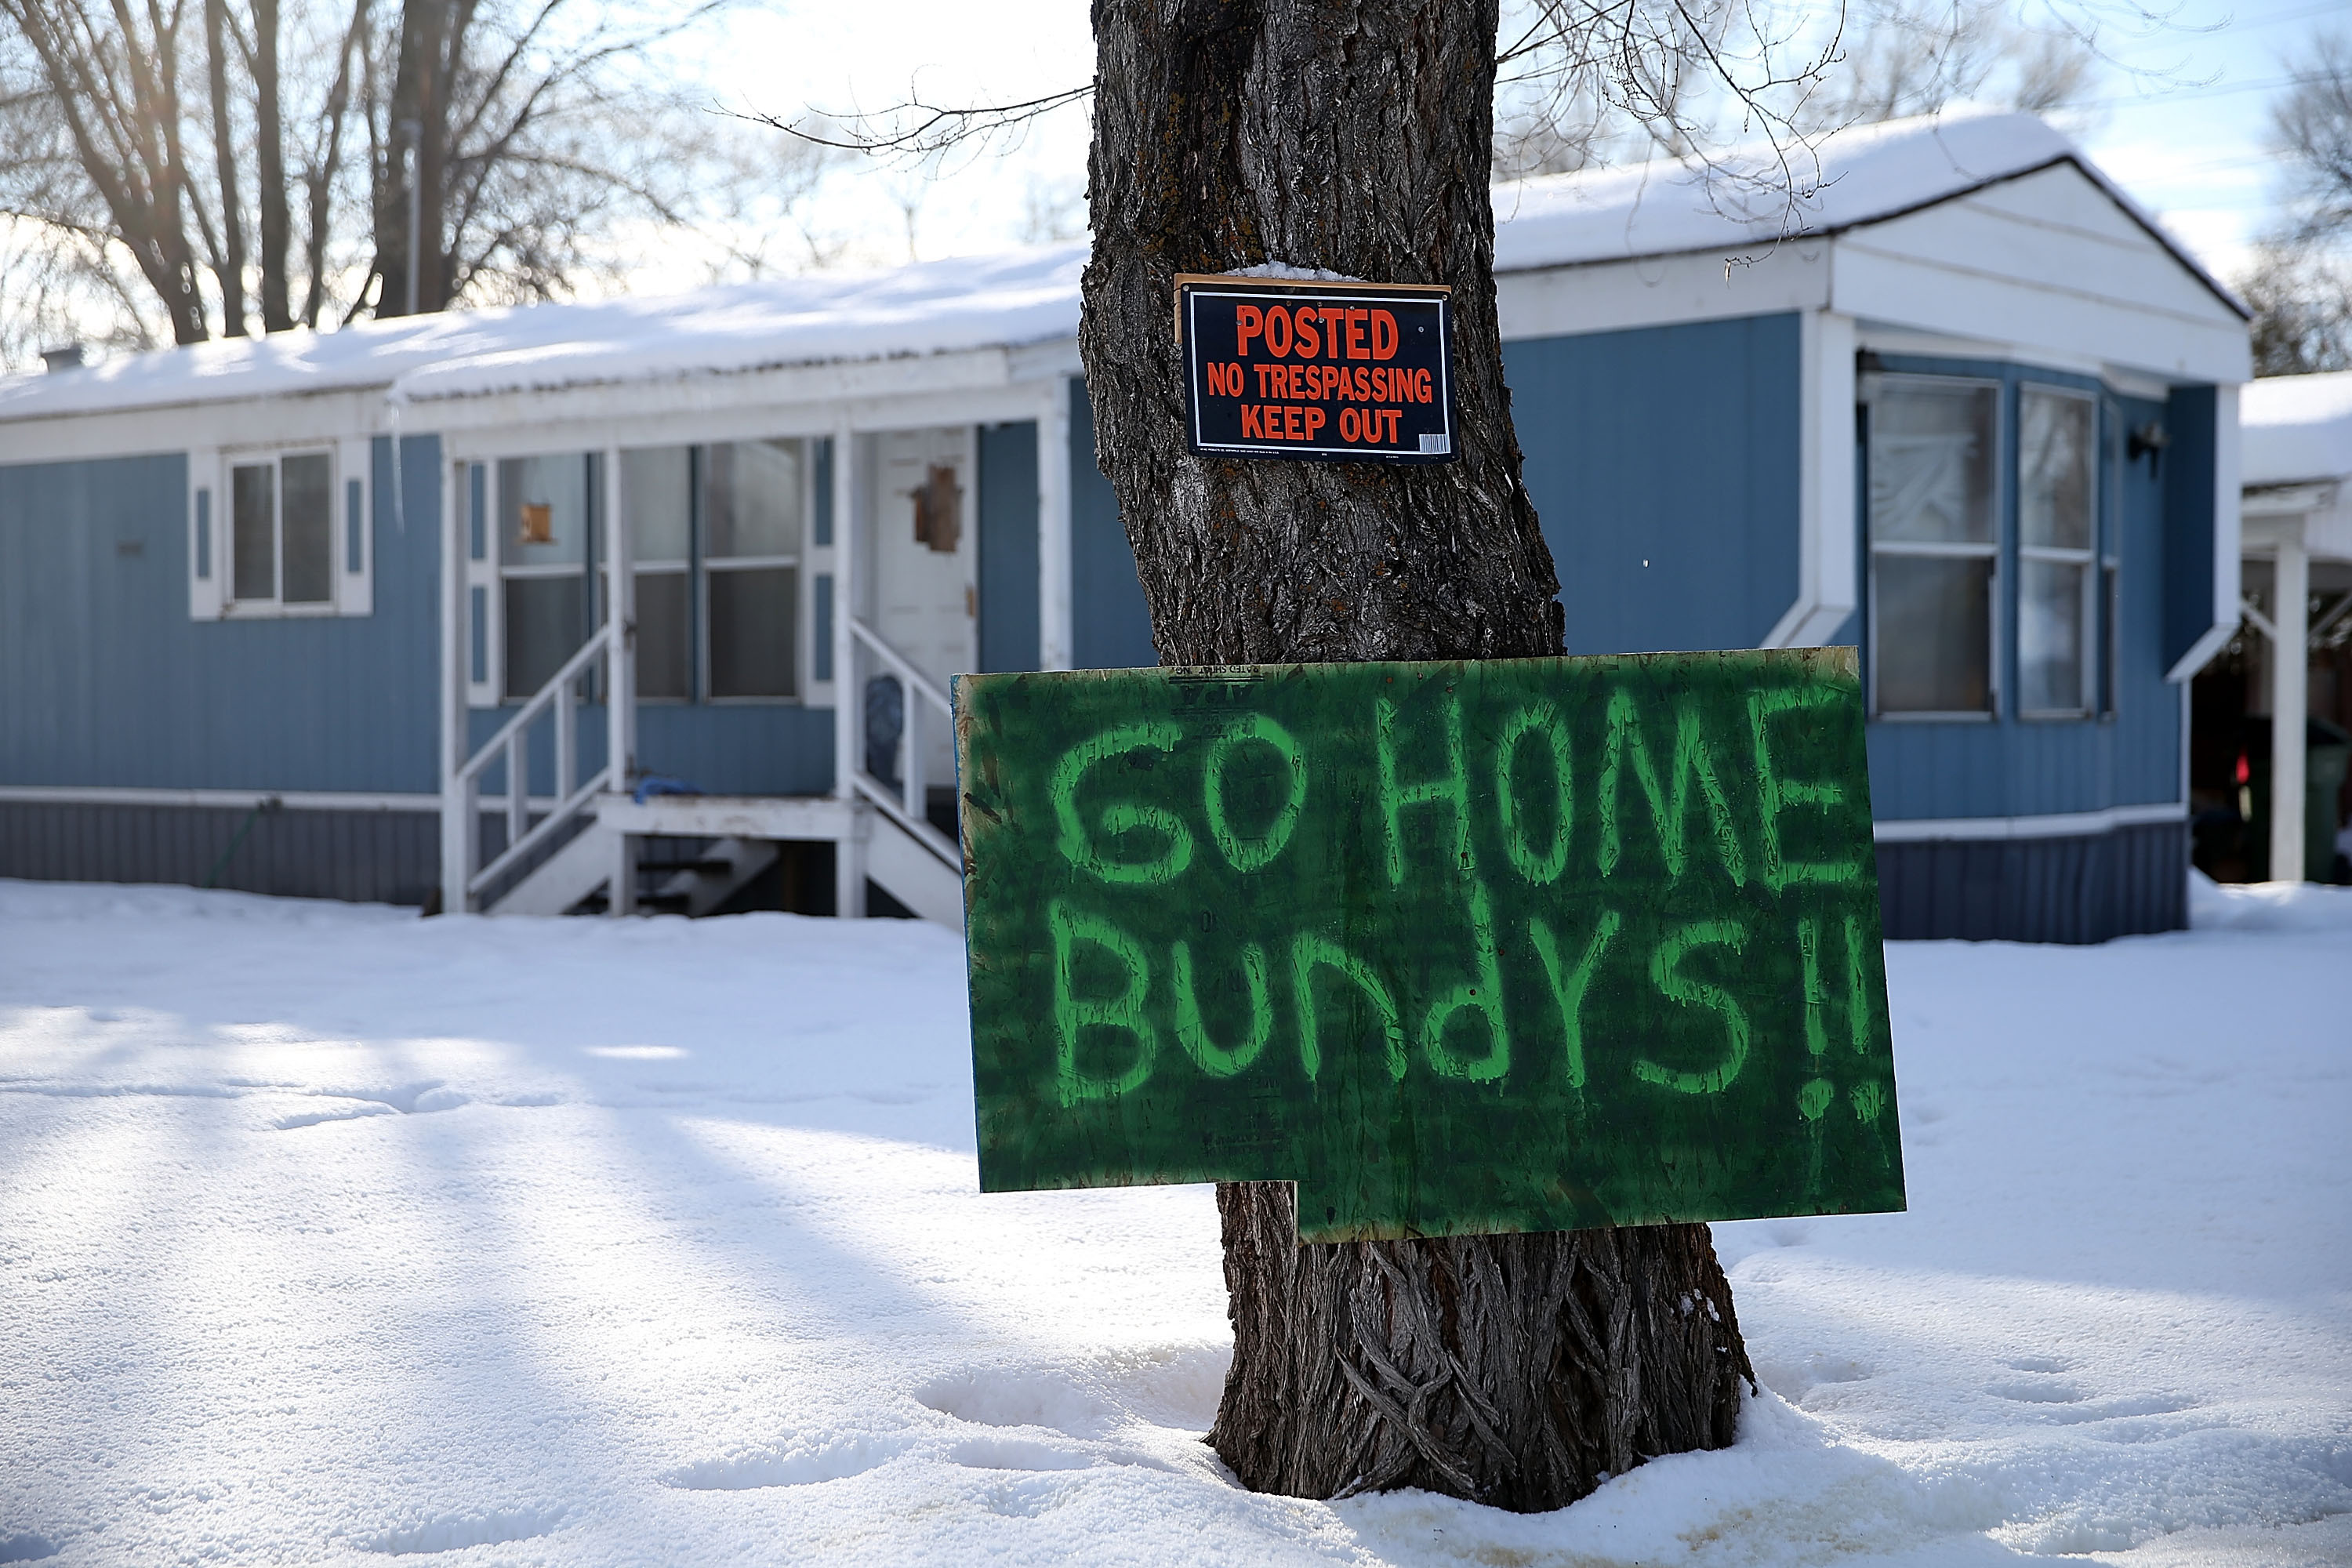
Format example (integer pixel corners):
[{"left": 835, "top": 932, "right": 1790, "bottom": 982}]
[
  {"left": 2016, "top": 382, "right": 2100, "bottom": 723},
  {"left": 1864, "top": 372, "right": 2003, "bottom": 723},
  {"left": 190, "top": 440, "right": 372, "bottom": 620}
]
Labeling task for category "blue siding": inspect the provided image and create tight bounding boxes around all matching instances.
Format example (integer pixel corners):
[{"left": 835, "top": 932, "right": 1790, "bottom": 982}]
[
  {"left": 1504, "top": 314, "right": 1803, "bottom": 654},
  {"left": 2161, "top": 385, "right": 2217, "bottom": 675},
  {"left": 465, "top": 703, "right": 834, "bottom": 799},
  {"left": 0, "top": 436, "right": 443, "bottom": 794},
  {"left": 1860, "top": 358, "right": 2186, "bottom": 822},
  {"left": 978, "top": 419, "right": 1041, "bottom": 672},
  {"left": 1068, "top": 378, "right": 1159, "bottom": 670}
]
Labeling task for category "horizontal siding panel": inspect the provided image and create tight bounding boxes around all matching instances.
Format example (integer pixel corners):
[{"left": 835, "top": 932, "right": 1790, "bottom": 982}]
[
  {"left": 1876, "top": 820, "right": 2186, "bottom": 943},
  {"left": 0, "top": 800, "right": 437, "bottom": 906}
]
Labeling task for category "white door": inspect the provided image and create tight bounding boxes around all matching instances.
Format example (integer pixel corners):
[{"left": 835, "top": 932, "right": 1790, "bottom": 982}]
[{"left": 865, "top": 426, "right": 975, "bottom": 799}]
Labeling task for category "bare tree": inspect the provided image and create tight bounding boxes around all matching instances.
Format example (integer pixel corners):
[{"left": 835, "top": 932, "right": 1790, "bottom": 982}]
[
  {"left": 0, "top": 0, "right": 213, "bottom": 344},
  {"left": 1796, "top": 0, "right": 2096, "bottom": 132},
  {"left": 2240, "top": 242, "right": 2352, "bottom": 376},
  {"left": 2238, "top": 28, "right": 2352, "bottom": 376},
  {"left": 0, "top": 0, "right": 823, "bottom": 368},
  {"left": 2273, "top": 29, "right": 2352, "bottom": 247}
]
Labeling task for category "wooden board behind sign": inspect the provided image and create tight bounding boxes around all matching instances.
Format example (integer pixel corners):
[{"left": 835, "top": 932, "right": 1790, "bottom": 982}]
[
  {"left": 1178, "top": 275, "right": 1457, "bottom": 463},
  {"left": 956, "top": 652, "right": 1904, "bottom": 1243}
]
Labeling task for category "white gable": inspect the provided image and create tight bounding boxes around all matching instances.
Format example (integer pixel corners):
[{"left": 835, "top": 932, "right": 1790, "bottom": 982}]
[{"left": 1488, "top": 111, "right": 2223, "bottom": 295}]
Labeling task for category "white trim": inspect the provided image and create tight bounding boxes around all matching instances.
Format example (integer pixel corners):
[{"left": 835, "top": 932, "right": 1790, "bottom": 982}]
[
  {"left": 462, "top": 459, "right": 498, "bottom": 706},
  {"left": 336, "top": 435, "right": 373, "bottom": 615},
  {"left": 428, "top": 354, "right": 1055, "bottom": 449},
  {"left": 1495, "top": 242, "right": 1831, "bottom": 340},
  {"left": 1037, "top": 376, "right": 1073, "bottom": 670},
  {"left": 0, "top": 785, "right": 439, "bottom": 812},
  {"left": 2165, "top": 383, "right": 2243, "bottom": 682},
  {"left": 440, "top": 453, "right": 469, "bottom": 908},
  {"left": 831, "top": 420, "right": 865, "bottom": 917},
  {"left": 1873, "top": 800, "right": 2186, "bottom": 842},
  {"left": 1832, "top": 238, "right": 2249, "bottom": 387},
  {"left": 1766, "top": 309, "right": 1859, "bottom": 648}
]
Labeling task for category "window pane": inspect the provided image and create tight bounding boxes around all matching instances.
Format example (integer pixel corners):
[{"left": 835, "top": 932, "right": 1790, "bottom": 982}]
[
  {"left": 2020, "top": 558, "right": 2087, "bottom": 713},
  {"left": 620, "top": 447, "right": 691, "bottom": 563},
  {"left": 2019, "top": 390, "right": 2093, "bottom": 550},
  {"left": 1869, "top": 382, "right": 1997, "bottom": 546},
  {"left": 709, "top": 566, "right": 796, "bottom": 698},
  {"left": 281, "top": 452, "right": 332, "bottom": 604},
  {"left": 705, "top": 440, "right": 801, "bottom": 559},
  {"left": 505, "top": 575, "right": 585, "bottom": 699},
  {"left": 635, "top": 569, "right": 691, "bottom": 699},
  {"left": 1875, "top": 555, "right": 1991, "bottom": 713},
  {"left": 499, "top": 455, "right": 590, "bottom": 567},
  {"left": 232, "top": 463, "right": 275, "bottom": 601}
]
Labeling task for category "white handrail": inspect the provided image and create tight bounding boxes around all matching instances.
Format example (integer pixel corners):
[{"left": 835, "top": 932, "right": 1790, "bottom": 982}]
[
  {"left": 454, "top": 625, "right": 621, "bottom": 906},
  {"left": 469, "top": 768, "right": 612, "bottom": 896},
  {"left": 845, "top": 617, "right": 960, "bottom": 869},
  {"left": 457, "top": 631, "right": 612, "bottom": 785},
  {"left": 848, "top": 619, "right": 953, "bottom": 712}
]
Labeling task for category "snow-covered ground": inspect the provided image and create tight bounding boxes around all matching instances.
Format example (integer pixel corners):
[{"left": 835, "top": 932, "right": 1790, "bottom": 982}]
[{"left": 2, "top": 876, "right": 2346, "bottom": 1567}]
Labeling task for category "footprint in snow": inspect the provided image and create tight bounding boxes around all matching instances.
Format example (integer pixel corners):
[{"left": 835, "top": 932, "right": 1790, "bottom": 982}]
[{"left": 356, "top": 1508, "right": 563, "bottom": 1555}]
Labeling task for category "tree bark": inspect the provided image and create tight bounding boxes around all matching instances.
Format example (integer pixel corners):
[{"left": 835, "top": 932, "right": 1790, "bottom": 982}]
[
  {"left": 5, "top": 0, "right": 211, "bottom": 344},
  {"left": 1079, "top": 0, "right": 1754, "bottom": 1512},
  {"left": 375, "top": 0, "right": 450, "bottom": 317},
  {"left": 253, "top": 0, "right": 295, "bottom": 332},
  {"left": 202, "top": 0, "right": 249, "bottom": 336}
]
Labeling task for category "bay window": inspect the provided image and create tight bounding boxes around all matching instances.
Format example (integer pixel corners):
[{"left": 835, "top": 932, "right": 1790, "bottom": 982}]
[
  {"left": 2016, "top": 386, "right": 2096, "bottom": 718},
  {"left": 1864, "top": 366, "right": 2112, "bottom": 725},
  {"left": 1868, "top": 378, "right": 1998, "bottom": 717}
]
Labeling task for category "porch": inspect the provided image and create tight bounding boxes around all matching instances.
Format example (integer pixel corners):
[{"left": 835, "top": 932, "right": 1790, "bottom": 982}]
[{"left": 437, "top": 387, "right": 1082, "bottom": 924}]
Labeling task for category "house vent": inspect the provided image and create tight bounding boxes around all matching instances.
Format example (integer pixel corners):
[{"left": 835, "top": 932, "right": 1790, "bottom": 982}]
[{"left": 40, "top": 344, "right": 86, "bottom": 372}]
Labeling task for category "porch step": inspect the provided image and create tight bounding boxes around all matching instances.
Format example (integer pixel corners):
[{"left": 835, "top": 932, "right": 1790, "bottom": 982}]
[
  {"left": 866, "top": 811, "right": 964, "bottom": 927},
  {"left": 474, "top": 792, "right": 964, "bottom": 928},
  {"left": 490, "top": 820, "right": 618, "bottom": 916},
  {"left": 653, "top": 836, "right": 779, "bottom": 918}
]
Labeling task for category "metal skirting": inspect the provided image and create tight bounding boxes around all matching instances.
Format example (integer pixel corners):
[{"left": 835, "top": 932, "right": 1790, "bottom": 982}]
[
  {"left": 0, "top": 798, "right": 440, "bottom": 907},
  {"left": 1874, "top": 818, "right": 2189, "bottom": 945}
]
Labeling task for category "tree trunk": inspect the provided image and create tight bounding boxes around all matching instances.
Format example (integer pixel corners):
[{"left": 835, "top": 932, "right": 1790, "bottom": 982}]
[
  {"left": 203, "top": 0, "right": 249, "bottom": 337},
  {"left": 374, "top": 0, "right": 448, "bottom": 317},
  {"left": 253, "top": 0, "right": 296, "bottom": 332},
  {"left": 1079, "top": 0, "right": 1754, "bottom": 1512}
]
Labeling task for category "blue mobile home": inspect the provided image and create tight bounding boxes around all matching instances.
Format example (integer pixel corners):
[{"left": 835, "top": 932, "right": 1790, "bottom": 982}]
[{"left": 0, "top": 112, "right": 2245, "bottom": 941}]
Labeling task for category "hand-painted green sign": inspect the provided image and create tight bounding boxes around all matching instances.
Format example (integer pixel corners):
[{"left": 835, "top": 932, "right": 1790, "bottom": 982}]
[{"left": 955, "top": 650, "right": 1904, "bottom": 1244}]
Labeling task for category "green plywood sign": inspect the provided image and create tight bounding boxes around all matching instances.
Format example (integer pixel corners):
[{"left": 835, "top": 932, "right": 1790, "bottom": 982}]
[{"left": 955, "top": 651, "right": 1904, "bottom": 1244}]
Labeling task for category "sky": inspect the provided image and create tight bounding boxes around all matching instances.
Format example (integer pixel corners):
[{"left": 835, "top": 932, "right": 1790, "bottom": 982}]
[{"left": 669, "top": 0, "right": 2338, "bottom": 289}]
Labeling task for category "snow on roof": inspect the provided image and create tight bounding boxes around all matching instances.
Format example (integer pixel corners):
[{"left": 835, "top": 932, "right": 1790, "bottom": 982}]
[
  {"left": 0, "top": 244, "right": 1086, "bottom": 424},
  {"left": 1490, "top": 107, "right": 2238, "bottom": 313},
  {"left": 2242, "top": 371, "right": 2352, "bottom": 488},
  {"left": 0, "top": 111, "right": 2237, "bottom": 427}
]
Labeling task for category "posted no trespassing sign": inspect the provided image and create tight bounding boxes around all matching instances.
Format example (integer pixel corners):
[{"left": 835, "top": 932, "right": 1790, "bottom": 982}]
[{"left": 1178, "top": 274, "right": 1457, "bottom": 464}]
